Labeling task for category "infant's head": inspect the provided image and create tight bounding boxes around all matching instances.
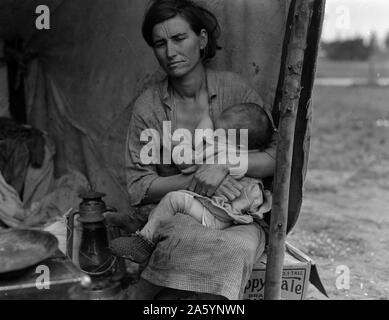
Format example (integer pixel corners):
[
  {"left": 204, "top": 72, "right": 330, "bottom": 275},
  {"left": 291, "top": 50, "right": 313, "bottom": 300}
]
[{"left": 214, "top": 102, "right": 273, "bottom": 150}]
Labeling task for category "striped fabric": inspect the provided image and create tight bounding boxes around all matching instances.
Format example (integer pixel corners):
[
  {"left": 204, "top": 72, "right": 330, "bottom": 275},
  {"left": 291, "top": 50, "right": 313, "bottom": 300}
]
[{"left": 141, "top": 214, "right": 266, "bottom": 300}]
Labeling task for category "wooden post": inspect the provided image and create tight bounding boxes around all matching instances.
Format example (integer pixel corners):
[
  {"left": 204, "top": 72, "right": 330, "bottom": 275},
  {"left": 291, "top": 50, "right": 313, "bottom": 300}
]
[{"left": 264, "top": 0, "right": 313, "bottom": 300}]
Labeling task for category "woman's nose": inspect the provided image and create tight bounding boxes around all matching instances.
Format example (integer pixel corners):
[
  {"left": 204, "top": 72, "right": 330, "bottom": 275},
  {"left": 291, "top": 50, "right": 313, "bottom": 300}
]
[{"left": 166, "top": 41, "right": 177, "bottom": 58}]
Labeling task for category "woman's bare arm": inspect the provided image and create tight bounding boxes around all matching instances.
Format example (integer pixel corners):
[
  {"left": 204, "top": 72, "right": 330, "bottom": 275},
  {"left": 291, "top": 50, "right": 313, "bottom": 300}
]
[
  {"left": 246, "top": 150, "right": 275, "bottom": 178},
  {"left": 142, "top": 149, "right": 275, "bottom": 205},
  {"left": 141, "top": 173, "right": 194, "bottom": 205}
]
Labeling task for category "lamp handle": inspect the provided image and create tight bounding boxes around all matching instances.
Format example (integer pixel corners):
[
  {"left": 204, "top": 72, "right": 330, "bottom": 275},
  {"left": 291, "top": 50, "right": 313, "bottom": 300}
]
[{"left": 66, "top": 210, "right": 77, "bottom": 260}]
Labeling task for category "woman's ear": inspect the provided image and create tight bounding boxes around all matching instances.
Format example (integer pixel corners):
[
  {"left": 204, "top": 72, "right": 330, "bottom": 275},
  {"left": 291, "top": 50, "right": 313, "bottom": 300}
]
[{"left": 199, "top": 29, "right": 208, "bottom": 50}]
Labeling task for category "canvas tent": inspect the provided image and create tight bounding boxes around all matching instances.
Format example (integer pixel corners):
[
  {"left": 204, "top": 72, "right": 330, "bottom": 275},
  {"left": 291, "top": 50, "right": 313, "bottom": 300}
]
[
  {"left": 1, "top": 0, "right": 290, "bottom": 213},
  {"left": 0, "top": 0, "right": 326, "bottom": 298}
]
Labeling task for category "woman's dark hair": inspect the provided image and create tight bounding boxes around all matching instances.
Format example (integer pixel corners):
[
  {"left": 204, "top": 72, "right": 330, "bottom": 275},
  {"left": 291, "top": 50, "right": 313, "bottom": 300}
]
[{"left": 142, "top": 0, "right": 221, "bottom": 62}]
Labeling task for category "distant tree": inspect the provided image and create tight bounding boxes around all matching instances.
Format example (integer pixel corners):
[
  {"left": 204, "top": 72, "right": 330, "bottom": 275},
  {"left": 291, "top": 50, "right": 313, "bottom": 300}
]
[
  {"left": 367, "top": 33, "right": 378, "bottom": 85},
  {"left": 321, "top": 37, "right": 372, "bottom": 61},
  {"left": 368, "top": 32, "right": 379, "bottom": 56},
  {"left": 385, "top": 31, "right": 389, "bottom": 51}
]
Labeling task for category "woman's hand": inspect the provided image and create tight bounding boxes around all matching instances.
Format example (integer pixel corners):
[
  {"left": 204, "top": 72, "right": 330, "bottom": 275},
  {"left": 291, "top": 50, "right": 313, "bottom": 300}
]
[
  {"left": 188, "top": 164, "right": 229, "bottom": 197},
  {"left": 214, "top": 175, "right": 244, "bottom": 201}
]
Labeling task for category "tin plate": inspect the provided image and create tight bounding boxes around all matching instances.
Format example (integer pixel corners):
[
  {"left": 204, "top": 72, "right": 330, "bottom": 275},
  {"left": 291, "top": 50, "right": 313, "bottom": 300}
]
[{"left": 0, "top": 229, "right": 58, "bottom": 274}]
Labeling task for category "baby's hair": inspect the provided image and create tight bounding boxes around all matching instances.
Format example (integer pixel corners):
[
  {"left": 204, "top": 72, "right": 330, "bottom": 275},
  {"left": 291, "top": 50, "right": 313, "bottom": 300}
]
[{"left": 215, "top": 102, "right": 272, "bottom": 150}]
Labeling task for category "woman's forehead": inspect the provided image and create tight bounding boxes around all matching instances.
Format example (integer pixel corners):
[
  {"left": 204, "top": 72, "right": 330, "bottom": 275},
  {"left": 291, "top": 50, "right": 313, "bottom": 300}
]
[{"left": 152, "top": 15, "right": 193, "bottom": 39}]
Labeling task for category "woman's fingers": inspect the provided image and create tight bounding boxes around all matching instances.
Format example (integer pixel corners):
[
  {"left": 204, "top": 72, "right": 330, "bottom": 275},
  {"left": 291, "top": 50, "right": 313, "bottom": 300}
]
[
  {"left": 191, "top": 164, "right": 228, "bottom": 196},
  {"left": 194, "top": 183, "right": 203, "bottom": 195},
  {"left": 225, "top": 180, "right": 241, "bottom": 197},
  {"left": 198, "top": 182, "right": 215, "bottom": 197},
  {"left": 215, "top": 175, "right": 243, "bottom": 201},
  {"left": 189, "top": 174, "right": 209, "bottom": 195},
  {"left": 228, "top": 177, "right": 244, "bottom": 191},
  {"left": 206, "top": 185, "right": 217, "bottom": 197},
  {"left": 198, "top": 183, "right": 217, "bottom": 197},
  {"left": 188, "top": 175, "right": 197, "bottom": 192},
  {"left": 217, "top": 185, "right": 237, "bottom": 201},
  {"left": 188, "top": 166, "right": 244, "bottom": 201}
]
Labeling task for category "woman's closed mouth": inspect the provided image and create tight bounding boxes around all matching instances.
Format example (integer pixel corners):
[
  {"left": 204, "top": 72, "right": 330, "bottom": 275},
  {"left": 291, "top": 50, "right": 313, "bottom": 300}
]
[{"left": 167, "top": 61, "right": 183, "bottom": 68}]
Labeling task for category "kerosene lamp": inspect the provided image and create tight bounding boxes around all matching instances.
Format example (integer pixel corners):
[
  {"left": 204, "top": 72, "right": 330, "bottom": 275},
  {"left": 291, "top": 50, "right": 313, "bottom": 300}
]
[{"left": 66, "top": 188, "right": 127, "bottom": 299}]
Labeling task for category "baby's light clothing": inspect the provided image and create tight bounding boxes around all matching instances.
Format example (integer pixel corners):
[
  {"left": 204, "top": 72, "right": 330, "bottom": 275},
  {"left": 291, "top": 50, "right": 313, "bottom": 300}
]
[
  {"left": 181, "top": 176, "right": 272, "bottom": 225},
  {"left": 141, "top": 177, "right": 272, "bottom": 243},
  {"left": 141, "top": 191, "right": 230, "bottom": 242}
]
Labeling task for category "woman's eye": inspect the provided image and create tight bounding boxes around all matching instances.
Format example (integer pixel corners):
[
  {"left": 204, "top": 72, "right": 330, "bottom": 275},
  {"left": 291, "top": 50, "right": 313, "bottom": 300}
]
[
  {"left": 174, "top": 36, "right": 186, "bottom": 42},
  {"left": 153, "top": 41, "right": 165, "bottom": 48}
]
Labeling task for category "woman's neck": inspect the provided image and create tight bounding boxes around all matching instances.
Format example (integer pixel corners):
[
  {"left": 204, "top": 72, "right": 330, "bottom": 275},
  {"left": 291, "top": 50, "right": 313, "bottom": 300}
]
[{"left": 170, "top": 63, "right": 206, "bottom": 100}]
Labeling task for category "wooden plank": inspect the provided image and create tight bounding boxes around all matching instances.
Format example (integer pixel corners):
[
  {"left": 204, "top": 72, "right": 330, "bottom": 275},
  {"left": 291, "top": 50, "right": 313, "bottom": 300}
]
[
  {"left": 264, "top": 0, "right": 314, "bottom": 300},
  {"left": 288, "top": 0, "right": 326, "bottom": 233}
]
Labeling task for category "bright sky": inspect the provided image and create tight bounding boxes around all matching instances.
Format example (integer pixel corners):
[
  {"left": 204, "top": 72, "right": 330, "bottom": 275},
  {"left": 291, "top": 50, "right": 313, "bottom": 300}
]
[{"left": 321, "top": 0, "right": 389, "bottom": 43}]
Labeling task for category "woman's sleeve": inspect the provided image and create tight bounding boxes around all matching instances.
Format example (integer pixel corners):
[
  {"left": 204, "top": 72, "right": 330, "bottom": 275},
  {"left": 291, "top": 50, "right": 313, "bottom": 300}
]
[
  {"left": 125, "top": 103, "right": 160, "bottom": 207},
  {"left": 243, "top": 88, "right": 278, "bottom": 160}
]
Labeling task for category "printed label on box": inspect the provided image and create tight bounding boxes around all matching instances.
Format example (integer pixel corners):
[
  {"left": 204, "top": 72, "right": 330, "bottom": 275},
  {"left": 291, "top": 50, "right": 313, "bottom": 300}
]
[{"left": 243, "top": 248, "right": 311, "bottom": 300}]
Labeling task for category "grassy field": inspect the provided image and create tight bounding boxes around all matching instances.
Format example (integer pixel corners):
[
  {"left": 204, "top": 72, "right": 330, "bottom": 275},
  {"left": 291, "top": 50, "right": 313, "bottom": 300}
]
[
  {"left": 316, "top": 56, "right": 389, "bottom": 79},
  {"left": 288, "top": 84, "right": 389, "bottom": 300},
  {"left": 308, "top": 86, "right": 389, "bottom": 172}
]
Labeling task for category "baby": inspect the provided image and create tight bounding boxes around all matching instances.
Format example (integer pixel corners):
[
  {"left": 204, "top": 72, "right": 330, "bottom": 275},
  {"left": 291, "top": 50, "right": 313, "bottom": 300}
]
[{"left": 110, "top": 102, "right": 273, "bottom": 264}]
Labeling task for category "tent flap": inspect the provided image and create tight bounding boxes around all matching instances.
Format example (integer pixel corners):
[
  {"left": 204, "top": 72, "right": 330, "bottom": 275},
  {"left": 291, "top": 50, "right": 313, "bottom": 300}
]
[{"left": 11, "top": 0, "right": 292, "bottom": 215}]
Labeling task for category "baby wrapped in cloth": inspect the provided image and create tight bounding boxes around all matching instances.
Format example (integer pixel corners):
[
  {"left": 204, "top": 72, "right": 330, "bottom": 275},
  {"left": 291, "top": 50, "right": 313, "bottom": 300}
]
[{"left": 111, "top": 102, "right": 273, "bottom": 264}]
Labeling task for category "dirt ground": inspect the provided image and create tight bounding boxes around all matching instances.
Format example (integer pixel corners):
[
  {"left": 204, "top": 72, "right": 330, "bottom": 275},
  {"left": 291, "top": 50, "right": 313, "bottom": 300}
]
[{"left": 287, "top": 85, "right": 389, "bottom": 300}]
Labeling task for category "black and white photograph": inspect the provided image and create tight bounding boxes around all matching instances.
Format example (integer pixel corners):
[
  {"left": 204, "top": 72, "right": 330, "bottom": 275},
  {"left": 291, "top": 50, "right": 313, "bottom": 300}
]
[{"left": 0, "top": 0, "right": 388, "bottom": 305}]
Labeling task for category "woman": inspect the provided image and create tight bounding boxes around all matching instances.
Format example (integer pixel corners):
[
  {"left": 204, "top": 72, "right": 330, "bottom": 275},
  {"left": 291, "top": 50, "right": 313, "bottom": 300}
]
[{"left": 122, "top": 0, "right": 277, "bottom": 299}]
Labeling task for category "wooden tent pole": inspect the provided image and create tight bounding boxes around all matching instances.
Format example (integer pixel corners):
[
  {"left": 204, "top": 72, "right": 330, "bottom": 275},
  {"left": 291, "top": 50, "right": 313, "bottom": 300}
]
[{"left": 264, "top": 0, "right": 313, "bottom": 300}]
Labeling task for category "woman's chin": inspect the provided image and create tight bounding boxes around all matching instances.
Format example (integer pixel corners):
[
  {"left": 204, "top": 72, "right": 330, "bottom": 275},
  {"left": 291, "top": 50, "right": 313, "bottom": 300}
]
[
  {"left": 167, "top": 68, "right": 188, "bottom": 79},
  {"left": 166, "top": 64, "right": 200, "bottom": 79}
]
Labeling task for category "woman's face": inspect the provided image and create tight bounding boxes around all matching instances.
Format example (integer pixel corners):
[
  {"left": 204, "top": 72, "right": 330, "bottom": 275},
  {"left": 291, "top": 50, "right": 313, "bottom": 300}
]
[{"left": 151, "top": 15, "right": 208, "bottom": 78}]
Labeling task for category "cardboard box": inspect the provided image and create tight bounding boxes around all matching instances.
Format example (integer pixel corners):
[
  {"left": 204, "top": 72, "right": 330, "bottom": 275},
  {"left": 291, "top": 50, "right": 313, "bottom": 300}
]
[{"left": 243, "top": 242, "right": 313, "bottom": 300}]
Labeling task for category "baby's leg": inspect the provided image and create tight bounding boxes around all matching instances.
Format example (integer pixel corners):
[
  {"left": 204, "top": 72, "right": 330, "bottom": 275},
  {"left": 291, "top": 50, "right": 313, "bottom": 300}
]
[
  {"left": 109, "top": 193, "right": 202, "bottom": 264},
  {"left": 140, "top": 191, "right": 204, "bottom": 242}
]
